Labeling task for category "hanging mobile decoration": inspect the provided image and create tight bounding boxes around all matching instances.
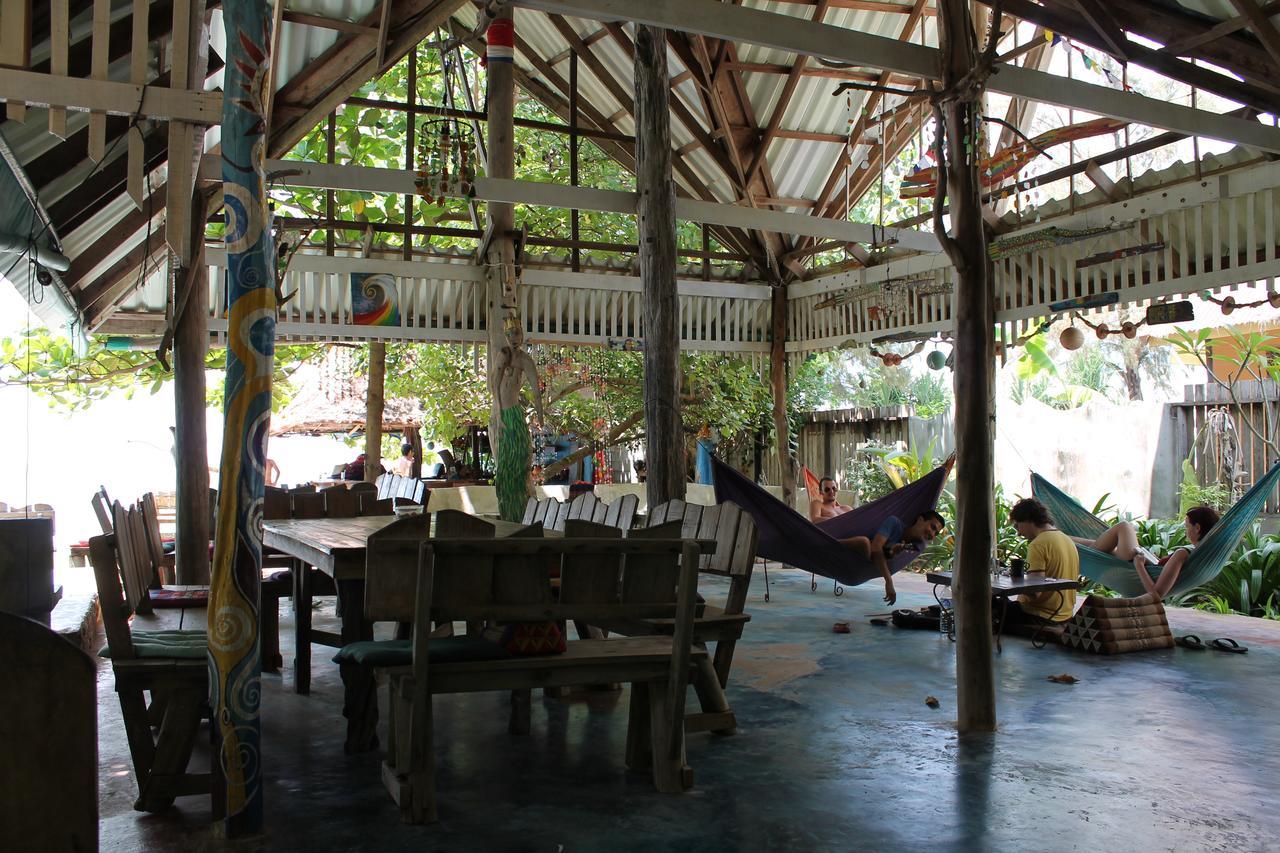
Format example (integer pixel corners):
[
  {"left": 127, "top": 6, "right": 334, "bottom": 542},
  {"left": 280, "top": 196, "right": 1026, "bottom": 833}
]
[
  {"left": 414, "top": 117, "right": 478, "bottom": 204},
  {"left": 1071, "top": 310, "right": 1147, "bottom": 341},
  {"left": 1075, "top": 241, "right": 1164, "bottom": 269},
  {"left": 1201, "top": 290, "right": 1280, "bottom": 313},
  {"left": 867, "top": 339, "right": 927, "bottom": 366},
  {"left": 987, "top": 224, "right": 1128, "bottom": 261},
  {"left": 814, "top": 275, "right": 951, "bottom": 311},
  {"left": 926, "top": 349, "right": 948, "bottom": 371},
  {"left": 1060, "top": 324, "right": 1085, "bottom": 351}
]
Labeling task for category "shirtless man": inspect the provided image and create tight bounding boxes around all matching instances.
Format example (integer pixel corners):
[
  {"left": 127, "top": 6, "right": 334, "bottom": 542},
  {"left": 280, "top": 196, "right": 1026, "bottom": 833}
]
[{"left": 809, "top": 477, "right": 851, "bottom": 522}]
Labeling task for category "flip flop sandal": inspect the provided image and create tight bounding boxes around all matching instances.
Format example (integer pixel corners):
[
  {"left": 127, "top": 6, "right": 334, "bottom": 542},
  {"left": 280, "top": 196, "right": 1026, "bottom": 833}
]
[
  {"left": 869, "top": 618, "right": 889, "bottom": 627},
  {"left": 1175, "top": 635, "right": 1206, "bottom": 650},
  {"left": 1210, "top": 638, "right": 1248, "bottom": 654}
]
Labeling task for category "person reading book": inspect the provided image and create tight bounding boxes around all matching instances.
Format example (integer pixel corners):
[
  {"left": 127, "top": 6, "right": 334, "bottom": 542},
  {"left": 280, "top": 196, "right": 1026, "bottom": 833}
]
[{"left": 1070, "top": 506, "right": 1220, "bottom": 600}]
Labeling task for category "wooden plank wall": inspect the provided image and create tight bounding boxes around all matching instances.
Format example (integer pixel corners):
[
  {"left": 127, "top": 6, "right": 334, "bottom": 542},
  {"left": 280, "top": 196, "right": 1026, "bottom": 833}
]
[{"left": 1172, "top": 380, "right": 1280, "bottom": 514}]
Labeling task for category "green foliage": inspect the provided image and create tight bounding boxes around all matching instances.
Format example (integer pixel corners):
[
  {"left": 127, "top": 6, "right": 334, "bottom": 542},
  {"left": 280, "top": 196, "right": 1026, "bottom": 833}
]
[
  {"left": 0, "top": 328, "right": 323, "bottom": 413},
  {"left": 1170, "top": 325, "right": 1279, "bottom": 460},
  {"left": 1178, "top": 459, "right": 1231, "bottom": 514},
  {"left": 789, "top": 350, "right": 952, "bottom": 418},
  {"left": 916, "top": 482, "right": 1028, "bottom": 573},
  {"left": 1178, "top": 525, "right": 1280, "bottom": 618},
  {"left": 1010, "top": 334, "right": 1103, "bottom": 409}
]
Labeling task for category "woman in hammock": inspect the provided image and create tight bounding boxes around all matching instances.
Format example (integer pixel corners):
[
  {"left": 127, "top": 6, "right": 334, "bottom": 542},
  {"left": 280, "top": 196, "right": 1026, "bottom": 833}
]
[{"left": 1073, "top": 506, "right": 1220, "bottom": 599}]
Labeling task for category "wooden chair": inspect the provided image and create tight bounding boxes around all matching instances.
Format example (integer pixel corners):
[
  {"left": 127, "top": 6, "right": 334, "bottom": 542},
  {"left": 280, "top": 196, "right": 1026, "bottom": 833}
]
[
  {"left": 350, "top": 482, "right": 378, "bottom": 500},
  {"left": 360, "top": 497, "right": 396, "bottom": 516},
  {"left": 632, "top": 500, "right": 759, "bottom": 734},
  {"left": 140, "top": 493, "right": 176, "bottom": 585},
  {"left": 566, "top": 492, "right": 601, "bottom": 524},
  {"left": 0, "top": 611, "right": 97, "bottom": 849},
  {"left": 522, "top": 496, "right": 569, "bottom": 531},
  {"left": 88, "top": 533, "right": 210, "bottom": 812},
  {"left": 321, "top": 484, "right": 359, "bottom": 519},
  {"left": 91, "top": 486, "right": 114, "bottom": 534},
  {"left": 290, "top": 490, "right": 326, "bottom": 520},
  {"left": 367, "top": 533, "right": 701, "bottom": 823},
  {"left": 601, "top": 494, "right": 639, "bottom": 529}
]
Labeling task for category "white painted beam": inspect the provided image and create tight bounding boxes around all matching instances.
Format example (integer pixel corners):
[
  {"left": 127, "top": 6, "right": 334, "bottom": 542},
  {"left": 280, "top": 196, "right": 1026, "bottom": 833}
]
[
  {"left": 0, "top": 69, "right": 222, "bottom": 123},
  {"left": 513, "top": 0, "right": 1280, "bottom": 153},
  {"left": 217, "top": 157, "right": 942, "bottom": 250}
]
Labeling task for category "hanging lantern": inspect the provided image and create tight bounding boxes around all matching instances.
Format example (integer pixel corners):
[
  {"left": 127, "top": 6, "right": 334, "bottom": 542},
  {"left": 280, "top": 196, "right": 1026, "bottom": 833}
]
[
  {"left": 1095, "top": 323, "right": 1110, "bottom": 340},
  {"left": 1221, "top": 295, "right": 1236, "bottom": 315},
  {"left": 1268, "top": 292, "right": 1280, "bottom": 309},
  {"left": 1121, "top": 321, "right": 1137, "bottom": 339},
  {"left": 1060, "top": 326, "right": 1085, "bottom": 350},
  {"left": 926, "top": 350, "right": 947, "bottom": 370}
]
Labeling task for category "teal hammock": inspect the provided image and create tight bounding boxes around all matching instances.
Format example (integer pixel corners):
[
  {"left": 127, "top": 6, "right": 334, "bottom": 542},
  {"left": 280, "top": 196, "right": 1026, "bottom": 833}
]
[{"left": 1030, "top": 463, "right": 1280, "bottom": 597}]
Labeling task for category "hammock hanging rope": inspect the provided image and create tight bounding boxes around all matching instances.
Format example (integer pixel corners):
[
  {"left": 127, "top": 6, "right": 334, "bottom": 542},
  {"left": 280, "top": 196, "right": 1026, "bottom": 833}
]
[
  {"left": 1030, "top": 463, "right": 1280, "bottom": 598},
  {"left": 712, "top": 456, "right": 953, "bottom": 587}
]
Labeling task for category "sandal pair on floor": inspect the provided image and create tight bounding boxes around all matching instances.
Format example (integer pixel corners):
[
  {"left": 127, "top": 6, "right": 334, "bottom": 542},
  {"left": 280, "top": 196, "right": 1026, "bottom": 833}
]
[{"left": 1176, "top": 635, "right": 1248, "bottom": 653}]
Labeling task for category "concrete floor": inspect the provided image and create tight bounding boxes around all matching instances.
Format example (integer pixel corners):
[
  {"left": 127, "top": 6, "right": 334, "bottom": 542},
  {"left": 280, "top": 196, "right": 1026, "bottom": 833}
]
[{"left": 96, "top": 566, "right": 1280, "bottom": 852}]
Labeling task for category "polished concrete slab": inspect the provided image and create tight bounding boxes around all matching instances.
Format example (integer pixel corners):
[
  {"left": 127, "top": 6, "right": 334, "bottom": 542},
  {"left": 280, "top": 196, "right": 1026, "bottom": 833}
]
[{"left": 96, "top": 566, "right": 1280, "bottom": 852}]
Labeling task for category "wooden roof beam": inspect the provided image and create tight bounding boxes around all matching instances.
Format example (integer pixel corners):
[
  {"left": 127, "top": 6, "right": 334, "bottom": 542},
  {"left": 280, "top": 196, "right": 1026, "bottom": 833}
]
[
  {"left": 1068, "top": 0, "right": 1131, "bottom": 62},
  {"left": 1227, "top": 0, "right": 1280, "bottom": 70},
  {"left": 1161, "top": 0, "right": 1280, "bottom": 55}
]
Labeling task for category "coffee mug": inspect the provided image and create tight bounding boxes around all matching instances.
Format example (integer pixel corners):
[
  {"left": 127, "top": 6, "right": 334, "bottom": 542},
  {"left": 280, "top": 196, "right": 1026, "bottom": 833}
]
[{"left": 1009, "top": 557, "right": 1025, "bottom": 578}]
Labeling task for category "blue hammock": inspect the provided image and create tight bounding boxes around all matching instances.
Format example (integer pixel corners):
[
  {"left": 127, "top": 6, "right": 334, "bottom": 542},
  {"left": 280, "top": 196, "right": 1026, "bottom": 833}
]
[
  {"left": 712, "top": 456, "right": 952, "bottom": 587},
  {"left": 1030, "top": 463, "right": 1280, "bottom": 597}
]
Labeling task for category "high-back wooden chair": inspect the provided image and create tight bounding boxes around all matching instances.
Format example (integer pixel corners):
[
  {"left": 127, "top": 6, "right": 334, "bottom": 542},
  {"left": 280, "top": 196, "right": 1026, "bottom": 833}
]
[
  {"left": 321, "top": 484, "right": 359, "bottom": 519},
  {"left": 290, "top": 490, "right": 326, "bottom": 520},
  {"left": 140, "top": 492, "right": 176, "bottom": 585},
  {"left": 639, "top": 500, "right": 759, "bottom": 733},
  {"left": 522, "top": 496, "right": 569, "bottom": 531},
  {"left": 566, "top": 492, "right": 601, "bottom": 524},
  {"left": 91, "top": 486, "right": 114, "bottom": 534},
  {"left": 263, "top": 486, "right": 291, "bottom": 520},
  {"left": 359, "top": 496, "right": 396, "bottom": 516},
  {"left": 601, "top": 494, "right": 638, "bottom": 529},
  {"left": 88, "top": 533, "right": 210, "bottom": 812}
]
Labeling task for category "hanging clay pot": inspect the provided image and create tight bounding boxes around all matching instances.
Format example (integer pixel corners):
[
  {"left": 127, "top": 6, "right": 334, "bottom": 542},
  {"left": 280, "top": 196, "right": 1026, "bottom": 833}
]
[
  {"left": 1095, "top": 324, "right": 1110, "bottom": 340},
  {"left": 1121, "top": 322, "right": 1137, "bottom": 339},
  {"left": 1060, "top": 326, "right": 1085, "bottom": 350},
  {"left": 926, "top": 350, "right": 947, "bottom": 370},
  {"left": 1221, "top": 295, "right": 1236, "bottom": 315}
]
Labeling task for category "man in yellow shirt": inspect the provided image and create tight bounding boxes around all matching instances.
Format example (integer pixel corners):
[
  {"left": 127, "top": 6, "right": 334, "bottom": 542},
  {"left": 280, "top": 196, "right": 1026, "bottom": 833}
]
[{"left": 1007, "top": 497, "right": 1079, "bottom": 624}]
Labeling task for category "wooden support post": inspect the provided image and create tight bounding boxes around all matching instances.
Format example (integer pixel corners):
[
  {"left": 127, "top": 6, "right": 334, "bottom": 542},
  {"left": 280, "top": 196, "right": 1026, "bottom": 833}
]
[
  {"left": 636, "top": 24, "right": 684, "bottom": 507},
  {"left": 770, "top": 287, "right": 797, "bottom": 505},
  {"left": 166, "top": 0, "right": 210, "bottom": 260},
  {"left": 484, "top": 9, "right": 542, "bottom": 522},
  {"left": 936, "top": 0, "right": 997, "bottom": 734},
  {"left": 569, "top": 52, "right": 581, "bottom": 273},
  {"left": 173, "top": 189, "right": 210, "bottom": 587},
  {"left": 89, "top": 0, "right": 110, "bottom": 161},
  {"left": 127, "top": 0, "right": 149, "bottom": 209},
  {"left": 365, "top": 341, "right": 387, "bottom": 482},
  {"left": 48, "top": 0, "right": 69, "bottom": 138},
  {"left": 1, "top": 0, "right": 31, "bottom": 121},
  {"left": 210, "top": 0, "right": 274, "bottom": 836}
]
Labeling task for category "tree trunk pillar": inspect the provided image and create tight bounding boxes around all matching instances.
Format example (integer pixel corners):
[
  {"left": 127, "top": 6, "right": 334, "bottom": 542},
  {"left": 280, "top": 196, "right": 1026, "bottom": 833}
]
[
  {"left": 636, "top": 24, "right": 684, "bottom": 508},
  {"left": 364, "top": 341, "right": 386, "bottom": 481},
  {"left": 484, "top": 10, "right": 540, "bottom": 521},
  {"left": 938, "top": 0, "right": 997, "bottom": 734},
  {"left": 173, "top": 215, "right": 210, "bottom": 586}
]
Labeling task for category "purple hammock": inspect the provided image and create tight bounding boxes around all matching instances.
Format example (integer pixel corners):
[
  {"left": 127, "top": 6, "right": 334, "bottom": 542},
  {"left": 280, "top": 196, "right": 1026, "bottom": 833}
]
[{"left": 711, "top": 456, "right": 953, "bottom": 587}]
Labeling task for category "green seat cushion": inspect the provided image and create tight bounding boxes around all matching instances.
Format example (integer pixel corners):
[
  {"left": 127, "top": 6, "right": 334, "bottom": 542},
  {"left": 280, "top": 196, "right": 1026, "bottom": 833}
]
[
  {"left": 99, "top": 629, "right": 207, "bottom": 659},
  {"left": 333, "top": 636, "right": 513, "bottom": 668}
]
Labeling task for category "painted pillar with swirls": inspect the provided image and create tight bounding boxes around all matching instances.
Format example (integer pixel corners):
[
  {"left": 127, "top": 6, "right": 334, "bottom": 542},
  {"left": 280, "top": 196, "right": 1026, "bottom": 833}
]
[{"left": 210, "top": 0, "right": 273, "bottom": 836}]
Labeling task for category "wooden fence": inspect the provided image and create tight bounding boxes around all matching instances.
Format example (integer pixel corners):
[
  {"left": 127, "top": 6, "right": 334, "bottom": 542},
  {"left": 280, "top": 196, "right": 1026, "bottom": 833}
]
[{"left": 1170, "top": 380, "right": 1280, "bottom": 514}]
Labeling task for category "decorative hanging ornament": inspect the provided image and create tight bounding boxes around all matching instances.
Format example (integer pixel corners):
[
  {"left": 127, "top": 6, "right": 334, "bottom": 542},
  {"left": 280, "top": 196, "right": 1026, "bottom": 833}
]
[
  {"left": 1060, "top": 325, "right": 1085, "bottom": 350},
  {"left": 1095, "top": 323, "right": 1110, "bottom": 340},
  {"left": 1121, "top": 321, "right": 1138, "bottom": 339},
  {"left": 1270, "top": 292, "right": 1280, "bottom": 309},
  {"left": 1220, "top": 295, "right": 1236, "bottom": 315},
  {"left": 926, "top": 350, "right": 947, "bottom": 370}
]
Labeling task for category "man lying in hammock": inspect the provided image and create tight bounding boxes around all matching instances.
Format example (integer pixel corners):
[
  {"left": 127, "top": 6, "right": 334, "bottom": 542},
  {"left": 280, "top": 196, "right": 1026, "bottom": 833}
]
[
  {"left": 809, "top": 477, "right": 852, "bottom": 521},
  {"left": 1071, "top": 506, "right": 1220, "bottom": 600},
  {"left": 838, "top": 510, "right": 946, "bottom": 604}
]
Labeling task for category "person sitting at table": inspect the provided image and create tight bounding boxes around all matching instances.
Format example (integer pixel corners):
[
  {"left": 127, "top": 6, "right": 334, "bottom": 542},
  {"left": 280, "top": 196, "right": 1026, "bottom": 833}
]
[
  {"left": 839, "top": 510, "right": 945, "bottom": 605},
  {"left": 809, "top": 477, "right": 852, "bottom": 522},
  {"left": 1006, "top": 497, "right": 1080, "bottom": 626},
  {"left": 392, "top": 443, "right": 415, "bottom": 477}
]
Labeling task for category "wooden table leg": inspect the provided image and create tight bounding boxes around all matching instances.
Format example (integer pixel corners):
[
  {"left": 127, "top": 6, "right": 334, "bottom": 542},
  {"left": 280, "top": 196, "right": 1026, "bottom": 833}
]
[
  {"left": 338, "top": 578, "right": 379, "bottom": 753},
  {"left": 294, "top": 558, "right": 312, "bottom": 695}
]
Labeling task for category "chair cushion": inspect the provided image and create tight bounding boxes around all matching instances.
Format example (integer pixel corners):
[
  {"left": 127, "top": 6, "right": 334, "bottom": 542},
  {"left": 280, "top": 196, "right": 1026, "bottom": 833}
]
[
  {"left": 332, "top": 636, "right": 514, "bottom": 668},
  {"left": 99, "top": 629, "right": 207, "bottom": 659},
  {"left": 149, "top": 588, "right": 209, "bottom": 607},
  {"left": 499, "top": 621, "right": 567, "bottom": 656}
]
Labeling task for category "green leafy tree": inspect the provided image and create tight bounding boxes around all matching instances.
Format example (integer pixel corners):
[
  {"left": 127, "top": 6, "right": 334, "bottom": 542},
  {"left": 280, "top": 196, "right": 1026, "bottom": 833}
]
[{"left": 0, "top": 328, "right": 323, "bottom": 412}]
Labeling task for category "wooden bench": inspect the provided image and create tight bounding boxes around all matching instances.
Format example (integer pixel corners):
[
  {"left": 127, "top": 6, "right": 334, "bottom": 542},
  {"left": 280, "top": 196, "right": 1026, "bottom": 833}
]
[
  {"left": 639, "top": 500, "right": 758, "bottom": 734},
  {"left": 88, "top": 533, "right": 210, "bottom": 812},
  {"left": 362, "top": 532, "right": 703, "bottom": 823}
]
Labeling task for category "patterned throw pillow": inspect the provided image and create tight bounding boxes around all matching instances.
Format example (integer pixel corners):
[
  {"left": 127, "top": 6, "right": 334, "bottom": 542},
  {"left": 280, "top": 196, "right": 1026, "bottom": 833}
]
[{"left": 498, "top": 621, "right": 567, "bottom": 656}]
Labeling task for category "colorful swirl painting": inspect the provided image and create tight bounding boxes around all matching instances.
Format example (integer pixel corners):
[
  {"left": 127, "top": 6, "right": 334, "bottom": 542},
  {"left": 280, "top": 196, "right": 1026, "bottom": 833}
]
[
  {"left": 351, "top": 272, "right": 401, "bottom": 326},
  {"left": 210, "top": 0, "right": 273, "bottom": 837}
]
